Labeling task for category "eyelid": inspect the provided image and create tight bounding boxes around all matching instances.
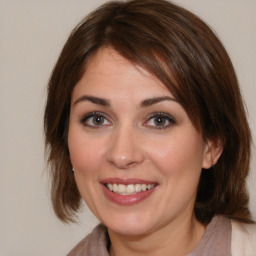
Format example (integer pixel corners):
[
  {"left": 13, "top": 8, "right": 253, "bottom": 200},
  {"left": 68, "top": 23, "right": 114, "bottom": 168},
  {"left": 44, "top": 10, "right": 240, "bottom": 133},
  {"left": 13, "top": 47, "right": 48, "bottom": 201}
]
[
  {"left": 80, "top": 111, "right": 112, "bottom": 127},
  {"left": 143, "top": 112, "right": 176, "bottom": 129},
  {"left": 79, "top": 111, "right": 175, "bottom": 130}
]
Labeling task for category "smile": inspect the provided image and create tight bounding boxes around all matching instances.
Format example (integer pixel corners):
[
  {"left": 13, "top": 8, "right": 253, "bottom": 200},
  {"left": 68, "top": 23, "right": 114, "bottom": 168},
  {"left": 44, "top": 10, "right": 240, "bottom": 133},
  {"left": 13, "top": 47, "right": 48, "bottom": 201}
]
[
  {"left": 101, "top": 178, "right": 158, "bottom": 205},
  {"left": 105, "top": 183, "right": 156, "bottom": 195}
]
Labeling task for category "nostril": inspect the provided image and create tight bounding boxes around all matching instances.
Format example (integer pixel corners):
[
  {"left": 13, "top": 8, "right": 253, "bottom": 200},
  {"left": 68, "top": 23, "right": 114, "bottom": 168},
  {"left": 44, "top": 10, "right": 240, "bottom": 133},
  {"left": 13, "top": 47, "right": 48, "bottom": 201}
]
[
  {"left": 107, "top": 156, "right": 138, "bottom": 169},
  {"left": 106, "top": 130, "right": 145, "bottom": 168}
]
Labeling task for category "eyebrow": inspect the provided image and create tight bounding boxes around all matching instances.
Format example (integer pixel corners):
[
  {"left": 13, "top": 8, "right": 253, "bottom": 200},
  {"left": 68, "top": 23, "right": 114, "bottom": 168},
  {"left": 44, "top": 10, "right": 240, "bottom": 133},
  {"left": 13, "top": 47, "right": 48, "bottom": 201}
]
[
  {"left": 74, "top": 95, "right": 110, "bottom": 106},
  {"left": 139, "top": 96, "right": 178, "bottom": 108},
  {"left": 73, "top": 95, "right": 177, "bottom": 107}
]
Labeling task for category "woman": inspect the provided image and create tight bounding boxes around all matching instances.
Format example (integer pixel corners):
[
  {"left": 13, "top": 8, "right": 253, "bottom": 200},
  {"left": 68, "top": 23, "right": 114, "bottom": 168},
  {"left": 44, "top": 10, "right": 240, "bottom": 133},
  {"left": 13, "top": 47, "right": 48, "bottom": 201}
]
[{"left": 44, "top": 0, "right": 256, "bottom": 255}]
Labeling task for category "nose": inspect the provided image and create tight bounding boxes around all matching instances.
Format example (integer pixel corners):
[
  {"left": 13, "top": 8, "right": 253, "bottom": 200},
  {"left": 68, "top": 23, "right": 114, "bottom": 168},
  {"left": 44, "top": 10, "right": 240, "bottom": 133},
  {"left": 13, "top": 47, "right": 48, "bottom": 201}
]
[{"left": 106, "top": 126, "right": 145, "bottom": 169}]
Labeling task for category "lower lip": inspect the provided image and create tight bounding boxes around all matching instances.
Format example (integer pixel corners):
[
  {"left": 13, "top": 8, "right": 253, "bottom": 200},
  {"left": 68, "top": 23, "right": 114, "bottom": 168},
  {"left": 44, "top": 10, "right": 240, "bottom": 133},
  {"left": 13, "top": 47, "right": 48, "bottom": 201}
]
[{"left": 101, "top": 184, "right": 157, "bottom": 205}]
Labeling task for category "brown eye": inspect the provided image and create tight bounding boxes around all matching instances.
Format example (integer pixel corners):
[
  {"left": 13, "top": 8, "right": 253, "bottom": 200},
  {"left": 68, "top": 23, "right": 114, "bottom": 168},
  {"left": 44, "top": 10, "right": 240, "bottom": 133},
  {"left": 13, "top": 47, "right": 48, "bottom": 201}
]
[
  {"left": 92, "top": 115, "right": 105, "bottom": 125},
  {"left": 144, "top": 113, "right": 176, "bottom": 129},
  {"left": 154, "top": 117, "right": 168, "bottom": 127},
  {"left": 81, "top": 112, "right": 111, "bottom": 128}
]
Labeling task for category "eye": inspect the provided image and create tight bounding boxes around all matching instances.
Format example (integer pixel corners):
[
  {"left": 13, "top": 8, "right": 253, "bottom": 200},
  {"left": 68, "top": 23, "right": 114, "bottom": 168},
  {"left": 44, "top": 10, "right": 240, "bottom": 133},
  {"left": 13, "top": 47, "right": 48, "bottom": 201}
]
[
  {"left": 144, "top": 113, "right": 176, "bottom": 129},
  {"left": 81, "top": 112, "right": 111, "bottom": 128}
]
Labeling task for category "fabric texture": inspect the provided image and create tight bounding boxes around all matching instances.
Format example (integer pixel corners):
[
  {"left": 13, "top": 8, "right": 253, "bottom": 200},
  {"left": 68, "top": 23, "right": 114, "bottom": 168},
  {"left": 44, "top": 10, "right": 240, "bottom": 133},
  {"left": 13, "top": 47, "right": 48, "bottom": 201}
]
[
  {"left": 231, "top": 219, "right": 256, "bottom": 256},
  {"left": 188, "top": 215, "right": 231, "bottom": 256},
  {"left": 67, "top": 215, "right": 256, "bottom": 256},
  {"left": 67, "top": 224, "right": 109, "bottom": 256}
]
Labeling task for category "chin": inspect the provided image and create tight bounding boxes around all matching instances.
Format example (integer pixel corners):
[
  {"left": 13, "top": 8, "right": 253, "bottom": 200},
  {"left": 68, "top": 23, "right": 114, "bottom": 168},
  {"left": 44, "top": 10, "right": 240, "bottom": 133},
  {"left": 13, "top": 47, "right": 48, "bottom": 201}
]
[
  {"left": 109, "top": 224, "right": 151, "bottom": 237},
  {"left": 103, "top": 213, "right": 158, "bottom": 237}
]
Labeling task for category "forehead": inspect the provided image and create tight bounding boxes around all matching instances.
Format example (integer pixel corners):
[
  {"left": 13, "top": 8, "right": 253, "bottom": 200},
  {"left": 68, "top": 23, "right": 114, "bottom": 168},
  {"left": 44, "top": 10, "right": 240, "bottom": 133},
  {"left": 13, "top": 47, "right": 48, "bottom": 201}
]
[{"left": 72, "top": 47, "right": 173, "bottom": 101}]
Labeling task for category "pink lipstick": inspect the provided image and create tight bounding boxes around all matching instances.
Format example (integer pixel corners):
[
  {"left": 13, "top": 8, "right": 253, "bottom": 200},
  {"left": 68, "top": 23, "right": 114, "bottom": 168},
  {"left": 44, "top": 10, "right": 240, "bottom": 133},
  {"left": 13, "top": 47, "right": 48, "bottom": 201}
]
[{"left": 100, "top": 178, "right": 158, "bottom": 205}]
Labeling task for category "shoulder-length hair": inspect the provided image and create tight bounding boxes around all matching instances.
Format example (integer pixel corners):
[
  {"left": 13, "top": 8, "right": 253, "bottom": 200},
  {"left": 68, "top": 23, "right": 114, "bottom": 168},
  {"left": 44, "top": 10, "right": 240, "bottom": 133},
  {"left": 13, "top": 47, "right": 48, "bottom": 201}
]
[{"left": 44, "top": 0, "right": 252, "bottom": 223}]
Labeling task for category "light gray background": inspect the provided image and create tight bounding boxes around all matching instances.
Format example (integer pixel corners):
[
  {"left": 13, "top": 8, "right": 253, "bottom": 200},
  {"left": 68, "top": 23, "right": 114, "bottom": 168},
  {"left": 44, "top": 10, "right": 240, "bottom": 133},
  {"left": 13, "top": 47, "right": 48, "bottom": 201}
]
[{"left": 0, "top": 0, "right": 255, "bottom": 255}]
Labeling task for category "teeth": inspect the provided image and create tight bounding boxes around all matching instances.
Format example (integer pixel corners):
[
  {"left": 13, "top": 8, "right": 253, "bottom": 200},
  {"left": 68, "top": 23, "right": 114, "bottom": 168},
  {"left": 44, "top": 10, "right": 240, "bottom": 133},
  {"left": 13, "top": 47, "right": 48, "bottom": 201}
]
[
  {"left": 106, "top": 183, "right": 155, "bottom": 195},
  {"left": 135, "top": 184, "right": 141, "bottom": 192}
]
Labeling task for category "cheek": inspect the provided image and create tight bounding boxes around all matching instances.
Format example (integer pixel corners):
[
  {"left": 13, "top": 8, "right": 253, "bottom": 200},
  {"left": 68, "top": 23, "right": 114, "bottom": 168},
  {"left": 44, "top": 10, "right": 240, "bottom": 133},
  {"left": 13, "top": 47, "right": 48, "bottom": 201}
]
[
  {"left": 68, "top": 128, "right": 107, "bottom": 209},
  {"left": 68, "top": 129, "right": 106, "bottom": 175},
  {"left": 146, "top": 131, "right": 205, "bottom": 178},
  {"left": 148, "top": 133, "right": 205, "bottom": 210}
]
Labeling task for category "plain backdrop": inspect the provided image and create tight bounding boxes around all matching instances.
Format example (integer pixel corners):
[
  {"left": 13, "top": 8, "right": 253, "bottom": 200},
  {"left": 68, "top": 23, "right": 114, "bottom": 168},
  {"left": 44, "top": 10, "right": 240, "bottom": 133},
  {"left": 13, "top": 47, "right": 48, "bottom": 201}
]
[{"left": 0, "top": 0, "right": 255, "bottom": 255}]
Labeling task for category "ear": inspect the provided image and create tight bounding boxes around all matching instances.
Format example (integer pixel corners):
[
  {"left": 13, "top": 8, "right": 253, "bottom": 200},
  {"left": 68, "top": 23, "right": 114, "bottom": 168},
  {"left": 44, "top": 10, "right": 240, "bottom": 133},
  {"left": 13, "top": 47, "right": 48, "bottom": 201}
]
[{"left": 202, "top": 139, "right": 223, "bottom": 169}]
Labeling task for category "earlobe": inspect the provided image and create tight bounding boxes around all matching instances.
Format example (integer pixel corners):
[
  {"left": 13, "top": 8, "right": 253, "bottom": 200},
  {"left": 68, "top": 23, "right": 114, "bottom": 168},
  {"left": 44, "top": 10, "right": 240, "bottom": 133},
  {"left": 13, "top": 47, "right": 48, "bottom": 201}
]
[{"left": 202, "top": 139, "right": 223, "bottom": 169}]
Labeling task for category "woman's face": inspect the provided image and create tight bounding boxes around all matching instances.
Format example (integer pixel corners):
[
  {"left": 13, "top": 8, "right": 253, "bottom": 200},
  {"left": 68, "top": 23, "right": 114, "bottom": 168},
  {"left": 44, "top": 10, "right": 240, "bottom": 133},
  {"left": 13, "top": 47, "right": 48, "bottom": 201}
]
[{"left": 68, "top": 48, "right": 217, "bottom": 236}]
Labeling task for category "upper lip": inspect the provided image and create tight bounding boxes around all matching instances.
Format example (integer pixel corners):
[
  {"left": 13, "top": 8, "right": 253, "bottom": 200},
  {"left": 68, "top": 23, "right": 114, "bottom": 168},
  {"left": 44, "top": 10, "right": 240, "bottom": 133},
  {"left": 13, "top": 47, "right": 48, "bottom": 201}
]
[{"left": 100, "top": 178, "right": 158, "bottom": 185}]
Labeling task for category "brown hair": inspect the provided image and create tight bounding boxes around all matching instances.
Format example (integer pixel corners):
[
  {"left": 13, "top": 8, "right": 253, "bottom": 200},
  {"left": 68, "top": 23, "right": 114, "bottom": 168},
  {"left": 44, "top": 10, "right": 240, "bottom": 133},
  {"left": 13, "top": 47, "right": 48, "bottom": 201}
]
[{"left": 44, "top": 0, "right": 253, "bottom": 223}]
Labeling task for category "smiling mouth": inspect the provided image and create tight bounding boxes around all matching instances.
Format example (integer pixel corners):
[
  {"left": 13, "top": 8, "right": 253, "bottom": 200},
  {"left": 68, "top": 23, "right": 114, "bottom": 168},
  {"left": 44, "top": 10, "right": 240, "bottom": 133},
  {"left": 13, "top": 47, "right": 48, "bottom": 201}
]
[{"left": 104, "top": 183, "right": 157, "bottom": 195}]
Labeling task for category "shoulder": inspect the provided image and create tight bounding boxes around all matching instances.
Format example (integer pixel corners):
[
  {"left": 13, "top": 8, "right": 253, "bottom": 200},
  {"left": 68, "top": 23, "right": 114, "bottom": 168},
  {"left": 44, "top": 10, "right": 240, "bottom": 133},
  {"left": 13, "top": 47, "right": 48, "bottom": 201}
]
[
  {"left": 67, "top": 224, "right": 109, "bottom": 256},
  {"left": 231, "top": 219, "right": 256, "bottom": 256}
]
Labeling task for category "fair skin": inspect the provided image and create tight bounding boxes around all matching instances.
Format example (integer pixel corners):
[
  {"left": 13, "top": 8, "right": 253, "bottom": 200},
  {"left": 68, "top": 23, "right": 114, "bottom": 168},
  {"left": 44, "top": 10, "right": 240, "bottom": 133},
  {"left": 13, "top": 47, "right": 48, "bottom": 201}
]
[{"left": 68, "top": 47, "right": 222, "bottom": 256}]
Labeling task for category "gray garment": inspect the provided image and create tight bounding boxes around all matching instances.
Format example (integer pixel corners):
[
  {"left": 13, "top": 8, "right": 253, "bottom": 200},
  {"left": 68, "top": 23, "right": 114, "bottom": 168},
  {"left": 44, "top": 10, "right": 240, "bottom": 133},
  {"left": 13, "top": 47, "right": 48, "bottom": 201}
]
[
  {"left": 67, "top": 215, "right": 231, "bottom": 256},
  {"left": 188, "top": 215, "right": 231, "bottom": 256},
  {"left": 67, "top": 224, "right": 109, "bottom": 256}
]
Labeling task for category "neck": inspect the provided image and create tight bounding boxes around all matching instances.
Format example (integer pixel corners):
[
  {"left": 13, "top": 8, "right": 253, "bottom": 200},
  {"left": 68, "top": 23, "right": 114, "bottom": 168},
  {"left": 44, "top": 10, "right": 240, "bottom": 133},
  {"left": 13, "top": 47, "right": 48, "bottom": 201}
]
[{"left": 108, "top": 214, "right": 206, "bottom": 256}]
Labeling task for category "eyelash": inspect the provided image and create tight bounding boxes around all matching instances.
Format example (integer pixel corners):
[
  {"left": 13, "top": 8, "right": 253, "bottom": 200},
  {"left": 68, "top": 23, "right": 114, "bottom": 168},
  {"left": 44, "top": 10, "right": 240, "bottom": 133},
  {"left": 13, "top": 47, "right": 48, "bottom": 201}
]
[
  {"left": 80, "top": 111, "right": 111, "bottom": 128},
  {"left": 144, "top": 112, "right": 176, "bottom": 130},
  {"left": 80, "top": 111, "right": 176, "bottom": 129}
]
